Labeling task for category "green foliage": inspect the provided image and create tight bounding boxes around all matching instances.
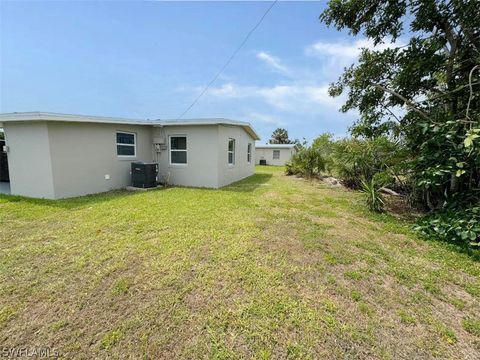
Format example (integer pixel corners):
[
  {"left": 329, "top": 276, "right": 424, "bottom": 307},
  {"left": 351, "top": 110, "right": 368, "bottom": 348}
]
[
  {"left": 321, "top": 1, "right": 480, "bottom": 208},
  {"left": 321, "top": 0, "right": 480, "bottom": 247},
  {"left": 361, "top": 178, "right": 385, "bottom": 212},
  {"left": 311, "top": 133, "right": 335, "bottom": 172},
  {"left": 285, "top": 146, "right": 326, "bottom": 177},
  {"left": 285, "top": 160, "right": 300, "bottom": 176},
  {"left": 287, "top": 134, "right": 405, "bottom": 195},
  {"left": 269, "top": 128, "right": 293, "bottom": 144},
  {"left": 409, "top": 120, "right": 480, "bottom": 209},
  {"left": 332, "top": 136, "right": 404, "bottom": 189},
  {"left": 414, "top": 206, "right": 480, "bottom": 249}
]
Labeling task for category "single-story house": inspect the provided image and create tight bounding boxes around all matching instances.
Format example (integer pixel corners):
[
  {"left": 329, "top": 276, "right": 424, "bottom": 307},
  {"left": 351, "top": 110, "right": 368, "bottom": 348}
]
[
  {"left": 255, "top": 144, "right": 296, "bottom": 166},
  {"left": 0, "top": 112, "right": 260, "bottom": 199}
]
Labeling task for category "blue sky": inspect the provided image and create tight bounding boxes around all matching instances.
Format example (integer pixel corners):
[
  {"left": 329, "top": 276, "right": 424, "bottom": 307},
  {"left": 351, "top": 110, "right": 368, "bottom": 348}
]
[{"left": 0, "top": 1, "right": 380, "bottom": 143}]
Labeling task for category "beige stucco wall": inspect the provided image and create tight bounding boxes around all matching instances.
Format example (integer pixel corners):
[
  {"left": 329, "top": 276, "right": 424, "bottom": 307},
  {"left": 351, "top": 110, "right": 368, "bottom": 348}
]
[
  {"left": 155, "top": 124, "right": 255, "bottom": 189},
  {"left": 3, "top": 121, "right": 56, "bottom": 199},
  {"left": 217, "top": 125, "right": 256, "bottom": 187},
  {"left": 155, "top": 125, "right": 220, "bottom": 188},
  {"left": 255, "top": 147, "right": 295, "bottom": 166},
  {"left": 47, "top": 122, "right": 154, "bottom": 198},
  {"left": 3, "top": 121, "right": 256, "bottom": 199}
]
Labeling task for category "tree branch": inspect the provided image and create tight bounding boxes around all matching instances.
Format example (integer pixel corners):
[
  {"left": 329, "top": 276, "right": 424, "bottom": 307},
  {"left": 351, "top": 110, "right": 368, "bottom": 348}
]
[
  {"left": 466, "top": 64, "right": 480, "bottom": 125},
  {"left": 372, "top": 83, "right": 433, "bottom": 121},
  {"left": 381, "top": 104, "right": 401, "bottom": 123},
  {"left": 428, "top": 80, "right": 480, "bottom": 102}
]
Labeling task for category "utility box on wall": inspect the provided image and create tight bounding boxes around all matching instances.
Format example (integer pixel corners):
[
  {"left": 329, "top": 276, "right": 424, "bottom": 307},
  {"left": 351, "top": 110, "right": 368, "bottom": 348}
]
[{"left": 131, "top": 162, "right": 158, "bottom": 188}]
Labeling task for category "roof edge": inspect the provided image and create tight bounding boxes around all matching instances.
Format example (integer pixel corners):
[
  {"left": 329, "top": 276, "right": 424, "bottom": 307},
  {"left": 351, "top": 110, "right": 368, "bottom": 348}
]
[
  {"left": 0, "top": 112, "right": 260, "bottom": 140},
  {"left": 255, "top": 144, "right": 296, "bottom": 148}
]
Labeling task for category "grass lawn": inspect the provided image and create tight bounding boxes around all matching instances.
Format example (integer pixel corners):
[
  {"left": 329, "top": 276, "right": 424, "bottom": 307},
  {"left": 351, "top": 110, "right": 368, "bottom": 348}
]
[{"left": 1, "top": 166, "right": 479, "bottom": 359}]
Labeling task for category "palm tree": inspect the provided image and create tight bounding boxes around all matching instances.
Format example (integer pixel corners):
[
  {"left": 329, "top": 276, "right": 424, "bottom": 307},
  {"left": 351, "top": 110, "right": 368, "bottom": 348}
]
[{"left": 269, "top": 128, "right": 292, "bottom": 144}]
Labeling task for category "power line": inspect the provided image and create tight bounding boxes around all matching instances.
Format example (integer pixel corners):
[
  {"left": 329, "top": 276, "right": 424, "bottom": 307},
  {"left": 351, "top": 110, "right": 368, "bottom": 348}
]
[{"left": 177, "top": 0, "right": 278, "bottom": 119}]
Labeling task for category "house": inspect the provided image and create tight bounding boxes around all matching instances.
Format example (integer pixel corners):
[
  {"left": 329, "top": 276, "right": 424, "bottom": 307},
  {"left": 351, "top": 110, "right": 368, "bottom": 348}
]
[
  {"left": 255, "top": 144, "right": 296, "bottom": 166},
  {"left": 0, "top": 112, "right": 260, "bottom": 199}
]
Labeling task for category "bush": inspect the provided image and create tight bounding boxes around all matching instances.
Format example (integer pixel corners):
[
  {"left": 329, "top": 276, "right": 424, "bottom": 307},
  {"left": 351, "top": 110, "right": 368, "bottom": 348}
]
[
  {"left": 332, "top": 137, "right": 405, "bottom": 189},
  {"left": 285, "top": 147, "right": 326, "bottom": 177},
  {"left": 360, "top": 178, "right": 385, "bottom": 212},
  {"left": 311, "top": 133, "right": 335, "bottom": 173},
  {"left": 414, "top": 206, "right": 480, "bottom": 250},
  {"left": 285, "top": 160, "right": 301, "bottom": 176}
]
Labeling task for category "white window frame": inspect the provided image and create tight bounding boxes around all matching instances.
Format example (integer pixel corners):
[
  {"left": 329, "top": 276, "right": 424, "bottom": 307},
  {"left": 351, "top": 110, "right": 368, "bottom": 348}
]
[
  {"left": 116, "top": 131, "right": 136, "bottom": 158},
  {"left": 273, "top": 149, "right": 280, "bottom": 160},
  {"left": 169, "top": 135, "right": 188, "bottom": 165},
  {"left": 247, "top": 143, "right": 252, "bottom": 163},
  {"left": 228, "top": 138, "right": 235, "bottom": 166}
]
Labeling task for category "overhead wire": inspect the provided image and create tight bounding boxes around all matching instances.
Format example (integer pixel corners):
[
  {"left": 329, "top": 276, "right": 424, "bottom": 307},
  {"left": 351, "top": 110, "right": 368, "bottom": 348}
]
[{"left": 176, "top": 0, "right": 278, "bottom": 119}]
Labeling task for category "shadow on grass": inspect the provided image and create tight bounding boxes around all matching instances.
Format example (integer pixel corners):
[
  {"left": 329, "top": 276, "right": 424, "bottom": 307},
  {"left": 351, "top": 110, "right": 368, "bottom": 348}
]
[
  {"left": 0, "top": 173, "right": 271, "bottom": 209},
  {"left": 0, "top": 187, "right": 165, "bottom": 210},
  {"left": 0, "top": 171, "right": 274, "bottom": 209},
  {"left": 222, "top": 173, "right": 273, "bottom": 193}
]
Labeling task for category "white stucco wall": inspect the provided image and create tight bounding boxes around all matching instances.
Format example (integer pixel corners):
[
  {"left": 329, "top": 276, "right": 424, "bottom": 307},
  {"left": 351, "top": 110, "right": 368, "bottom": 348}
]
[
  {"left": 155, "top": 125, "right": 220, "bottom": 188},
  {"left": 255, "top": 147, "right": 295, "bottom": 166},
  {"left": 47, "top": 122, "right": 154, "bottom": 198},
  {"left": 3, "top": 122, "right": 56, "bottom": 199},
  {"left": 155, "top": 124, "right": 255, "bottom": 189},
  {"left": 3, "top": 121, "right": 257, "bottom": 199},
  {"left": 217, "top": 125, "right": 256, "bottom": 187}
]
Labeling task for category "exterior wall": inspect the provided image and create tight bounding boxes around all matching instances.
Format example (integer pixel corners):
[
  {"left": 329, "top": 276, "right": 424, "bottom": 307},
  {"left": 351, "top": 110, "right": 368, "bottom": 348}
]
[
  {"left": 3, "top": 121, "right": 257, "bottom": 199},
  {"left": 217, "top": 125, "right": 255, "bottom": 187},
  {"left": 47, "top": 122, "right": 154, "bottom": 198},
  {"left": 156, "top": 125, "right": 220, "bottom": 188},
  {"left": 255, "top": 147, "right": 295, "bottom": 166},
  {"left": 3, "top": 122, "right": 56, "bottom": 199}
]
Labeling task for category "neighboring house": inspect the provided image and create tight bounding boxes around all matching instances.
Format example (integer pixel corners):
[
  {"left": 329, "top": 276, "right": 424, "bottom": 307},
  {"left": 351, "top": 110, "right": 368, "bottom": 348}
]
[
  {"left": 255, "top": 144, "right": 296, "bottom": 166},
  {"left": 0, "top": 112, "right": 259, "bottom": 199}
]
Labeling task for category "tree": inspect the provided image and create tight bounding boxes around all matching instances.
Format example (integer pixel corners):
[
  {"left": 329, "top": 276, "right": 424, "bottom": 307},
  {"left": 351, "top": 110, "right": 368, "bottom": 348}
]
[
  {"left": 293, "top": 137, "right": 308, "bottom": 151},
  {"left": 321, "top": 0, "right": 480, "bottom": 210},
  {"left": 269, "top": 128, "right": 293, "bottom": 144}
]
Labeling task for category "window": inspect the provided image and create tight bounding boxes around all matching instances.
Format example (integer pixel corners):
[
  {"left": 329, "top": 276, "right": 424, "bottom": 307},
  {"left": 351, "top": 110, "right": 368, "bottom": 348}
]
[
  {"left": 228, "top": 138, "right": 235, "bottom": 165},
  {"left": 116, "top": 131, "right": 136, "bottom": 157},
  {"left": 247, "top": 143, "right": 252, "bottom": 163},
  {"left": 170, "top": 136, "right": 187, "bottom": 164},
  {"left": 273, "top": 150, "right": 280, "bottom": 160}
]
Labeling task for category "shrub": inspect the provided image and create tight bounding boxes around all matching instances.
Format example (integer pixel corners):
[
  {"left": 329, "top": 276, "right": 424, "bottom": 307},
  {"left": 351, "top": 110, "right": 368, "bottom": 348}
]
[
  {"left": 285, "top": 160, "right": 301, "bottom": 176},
  {"left": 332, "top": 137, "right": 405, "bottom": 189},
  {"left": 285, "top": 147, "right": 326, "bottom": 177},
  {"left": 360, "top": 178, "right": 385, "bottom": 212},
  {"left": 414, "top": 206, "right": 480, "bottom": 250},
  {"left": 311, "top": 133, "right": 335, "bottom": 173}
]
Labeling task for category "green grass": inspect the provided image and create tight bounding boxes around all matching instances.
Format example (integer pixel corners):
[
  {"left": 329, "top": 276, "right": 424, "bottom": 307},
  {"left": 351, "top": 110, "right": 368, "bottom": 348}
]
[{"left": 1, "top": 165, "right": 479, "bottom": 358}]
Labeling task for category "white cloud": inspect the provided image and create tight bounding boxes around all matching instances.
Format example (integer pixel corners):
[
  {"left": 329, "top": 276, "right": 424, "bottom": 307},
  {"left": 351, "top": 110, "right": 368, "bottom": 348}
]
[
  {"left": 177, "top": 41, "right": 363, "bottom": 132},
  {"left": 305, "top": 38, "right": 400, "bottom": 59},
  {"left": 206, "top": 82, "right": 341, "bottom": 113},
  {"left": 256, "top": 51, "right": 290, "bottom": 74},
  {"left": 243, "top": 111, "right": 285, "bottom": 126}
]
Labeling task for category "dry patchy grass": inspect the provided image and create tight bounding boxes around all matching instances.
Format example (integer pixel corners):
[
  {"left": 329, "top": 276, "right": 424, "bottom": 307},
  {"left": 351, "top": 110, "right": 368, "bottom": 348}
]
[{"left": 0, "top": 166, "right": 479, "bottom": 359}]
